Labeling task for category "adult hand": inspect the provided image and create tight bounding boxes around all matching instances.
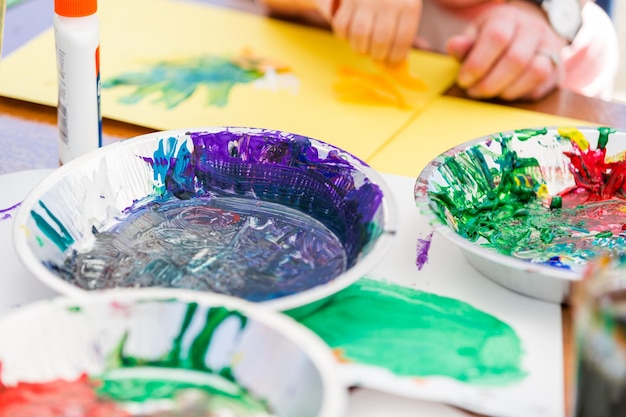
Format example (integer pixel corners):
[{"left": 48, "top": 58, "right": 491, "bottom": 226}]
[
  {"left": 316, "top": 0, "right": 423, "bottom": 66},
  {"left": 446, "top": 1, "right": 568, "bottom": 101}
]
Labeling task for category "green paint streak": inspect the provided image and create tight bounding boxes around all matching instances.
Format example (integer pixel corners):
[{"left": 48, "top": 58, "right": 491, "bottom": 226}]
[
  {"left": 287, "top": 277, "right": 526, "bottom": 385},
  {"left": 597, "top": 127, "right": 615, "bottom": 150},
  {"left": 188, "top": 307, "right": 247, "bottom": 375},
  {"left": 429, "top": 133, "right": 543, "bottom": 244},
  {"left": 30, "top": 201, "right": 75, "bottom": 252},
  {"left": 166, "top": 302, "right": 199, "bottom": 368},
  {"left": 95, "top": 371, "right": 271, "bottom": 414},
  {"left": 102, "top": 54, "right": 276, "bottom": 109},
  {"left": 97, "top": 302, "right": 267, "bottom": 414},
  {"left": 110, "top": 304, "right": 247, "bottom": 380},
  {"left": 514, "top": 127, "right": 548, "bottom": 141}
]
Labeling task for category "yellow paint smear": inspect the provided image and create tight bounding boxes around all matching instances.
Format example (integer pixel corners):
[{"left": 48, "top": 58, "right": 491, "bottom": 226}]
[
  {"left": 558, "top": 127, "right": 588, "bottom": 151},
  {"left": 333, "top": 60, "right": 428, "bottom": 109}
]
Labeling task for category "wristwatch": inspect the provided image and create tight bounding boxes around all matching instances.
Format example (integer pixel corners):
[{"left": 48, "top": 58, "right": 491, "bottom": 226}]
[{"left": 526, "top": 0, "right": 583, "bottom": 42}]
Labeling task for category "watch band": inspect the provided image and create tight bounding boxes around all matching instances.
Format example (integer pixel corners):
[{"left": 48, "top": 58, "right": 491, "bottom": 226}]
[{"left": 522, "top": 0, "right": 582, "bottom": 42}]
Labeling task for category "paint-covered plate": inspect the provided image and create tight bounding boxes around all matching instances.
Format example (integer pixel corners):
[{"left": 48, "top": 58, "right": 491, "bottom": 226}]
[
  {"left": 415, "top": 126, "right": 625, "bottom": 304},
  {"left": 0, "top": 288, "right": 347, "bottom": 417},
  {"left": 13, "top": 127, "right": 396, "bottom": 311}
]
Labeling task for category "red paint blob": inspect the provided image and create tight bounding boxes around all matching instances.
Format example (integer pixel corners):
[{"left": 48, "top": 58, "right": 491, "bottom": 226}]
[
  {"left": 0, "top": 367, "right": 129, "bottom": 417},
  {"left": 559, "top": 141, "right": 626, "bottom": 203}
]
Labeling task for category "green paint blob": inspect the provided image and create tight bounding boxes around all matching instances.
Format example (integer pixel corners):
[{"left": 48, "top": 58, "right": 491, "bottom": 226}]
[
  {"left": 287, "top": 278, "right": 526, "bottom": 385},
  {"left": 550, "top": 196, "right": 563, "bottom": 209}
]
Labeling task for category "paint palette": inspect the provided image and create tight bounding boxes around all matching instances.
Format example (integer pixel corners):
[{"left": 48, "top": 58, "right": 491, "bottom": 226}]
[
  {"left": 13, "top": 127, "right": 396, "bottom": 310},
  {"left": 0, "top": 289, "right": 347, "bottom": 417},
  {"left": 415, "top": 126, "right": 626, "bottom": 304}
]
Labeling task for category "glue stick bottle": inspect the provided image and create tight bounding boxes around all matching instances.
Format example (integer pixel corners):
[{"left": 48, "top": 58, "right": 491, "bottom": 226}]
[{"left": 54, "top": 0, "right": 101, "bottom": 165}]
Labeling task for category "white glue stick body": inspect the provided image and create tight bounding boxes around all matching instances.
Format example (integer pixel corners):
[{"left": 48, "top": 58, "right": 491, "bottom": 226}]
[{"left": 54, "top": 0, "right": 101, "bottom": 165}]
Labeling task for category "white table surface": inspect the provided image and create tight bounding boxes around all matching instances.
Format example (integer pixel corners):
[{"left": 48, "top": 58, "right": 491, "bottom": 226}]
[{"left": 0, "top": 168, "right": 564, "bottom": 417}]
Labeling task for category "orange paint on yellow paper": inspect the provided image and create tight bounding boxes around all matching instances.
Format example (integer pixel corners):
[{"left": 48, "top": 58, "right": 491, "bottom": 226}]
[
  {"left": 333, "top": 60, "right": 428, "bottom": 109},
  {"left": 383, "top": 60, "right": 428, "bottom": 90}
]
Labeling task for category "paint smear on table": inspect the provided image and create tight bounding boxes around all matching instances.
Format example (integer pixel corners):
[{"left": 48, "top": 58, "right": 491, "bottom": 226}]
[
  {"left": 102, "top": 49, "right": 298, "bottom": 109},
  {"left": 287, "top": 277, "right": 526, "bottom": 385},
  {"left": 31, "top": 129, "right": 385, "bottom": 302},
  {"left": 0, "top": 304, "right": 275, "bottom": 416},
  {"left": 0, "top": 202, "right": 19, "bottom": 221},
  {"left": 426, "top": 126, "right": 626, "bottom": 270},
  {"left": 415, "top": 231, "right": 433, "bottom": 270}
]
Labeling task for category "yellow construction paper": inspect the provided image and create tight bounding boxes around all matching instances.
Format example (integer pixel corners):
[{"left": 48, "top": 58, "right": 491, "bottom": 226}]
[
  {"left": 0, "top": 0, "right": 459, "bottom": 161},
  {"left": 367, "top": 96, "right": 598, "bottom": 178}
]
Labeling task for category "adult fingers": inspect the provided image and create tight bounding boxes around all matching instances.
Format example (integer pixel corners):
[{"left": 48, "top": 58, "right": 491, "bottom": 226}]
[
  {"left": 457, "top": 17, "right": 515, "bottom": 89},
  {"left": 465, "top": 27, "right": 541, "bottom": 98},
  {"left": 446, "top": 25, "right": 477, "bottom": 62},
  {"left": 499, "top": 49, "right": 559, "bottom": 101}
]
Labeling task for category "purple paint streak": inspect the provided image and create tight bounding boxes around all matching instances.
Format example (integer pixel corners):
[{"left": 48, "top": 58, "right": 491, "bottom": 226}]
[
  {"left": 144, "top": 129, "right": 385, "bottom": 266},
  {"left": 416, "top": 231, "right": 433, "bottom": 270},
  {"left": 0, "top": 201, "right": 21, "bottom": 221}
]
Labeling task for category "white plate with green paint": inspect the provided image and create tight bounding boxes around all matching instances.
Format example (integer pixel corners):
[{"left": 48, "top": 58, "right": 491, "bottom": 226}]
[
  {"left": 415, "top": 126, "right": 626, "bottom": 304},
  {"left": 0, "top": 289, "right": 348, "bottom": 417}
]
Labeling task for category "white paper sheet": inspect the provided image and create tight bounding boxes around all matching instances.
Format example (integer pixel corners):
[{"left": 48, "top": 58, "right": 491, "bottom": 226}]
[{"left": 343, "top": 173, "right": 564, "bottom": 417}]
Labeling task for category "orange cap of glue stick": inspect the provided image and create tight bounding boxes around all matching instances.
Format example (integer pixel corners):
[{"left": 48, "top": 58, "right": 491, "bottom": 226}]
[{"left": 54, "top": 0, "right": 97, "bottom": 17}]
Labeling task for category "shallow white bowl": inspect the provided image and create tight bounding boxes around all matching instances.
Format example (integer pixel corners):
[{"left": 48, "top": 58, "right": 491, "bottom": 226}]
[
  {"left": 0, "top": 289, "right": 347, "bottom": 417},
  {"left": 13, "top": 127, "right": 396, "bottom": 311},
  {"left": 415, "top": 126, "right": 626, "bottom": 304}
]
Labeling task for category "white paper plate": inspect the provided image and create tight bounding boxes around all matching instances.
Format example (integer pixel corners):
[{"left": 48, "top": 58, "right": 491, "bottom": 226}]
[
  {"left": 415, "top": 126, "right": 624, "bottom": 303},
  {"left": 0, "top": 289, "right": 348, "bottom": 417},
  {"left": 13, "top": 127, "right": 397, "bottom": 310}
]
